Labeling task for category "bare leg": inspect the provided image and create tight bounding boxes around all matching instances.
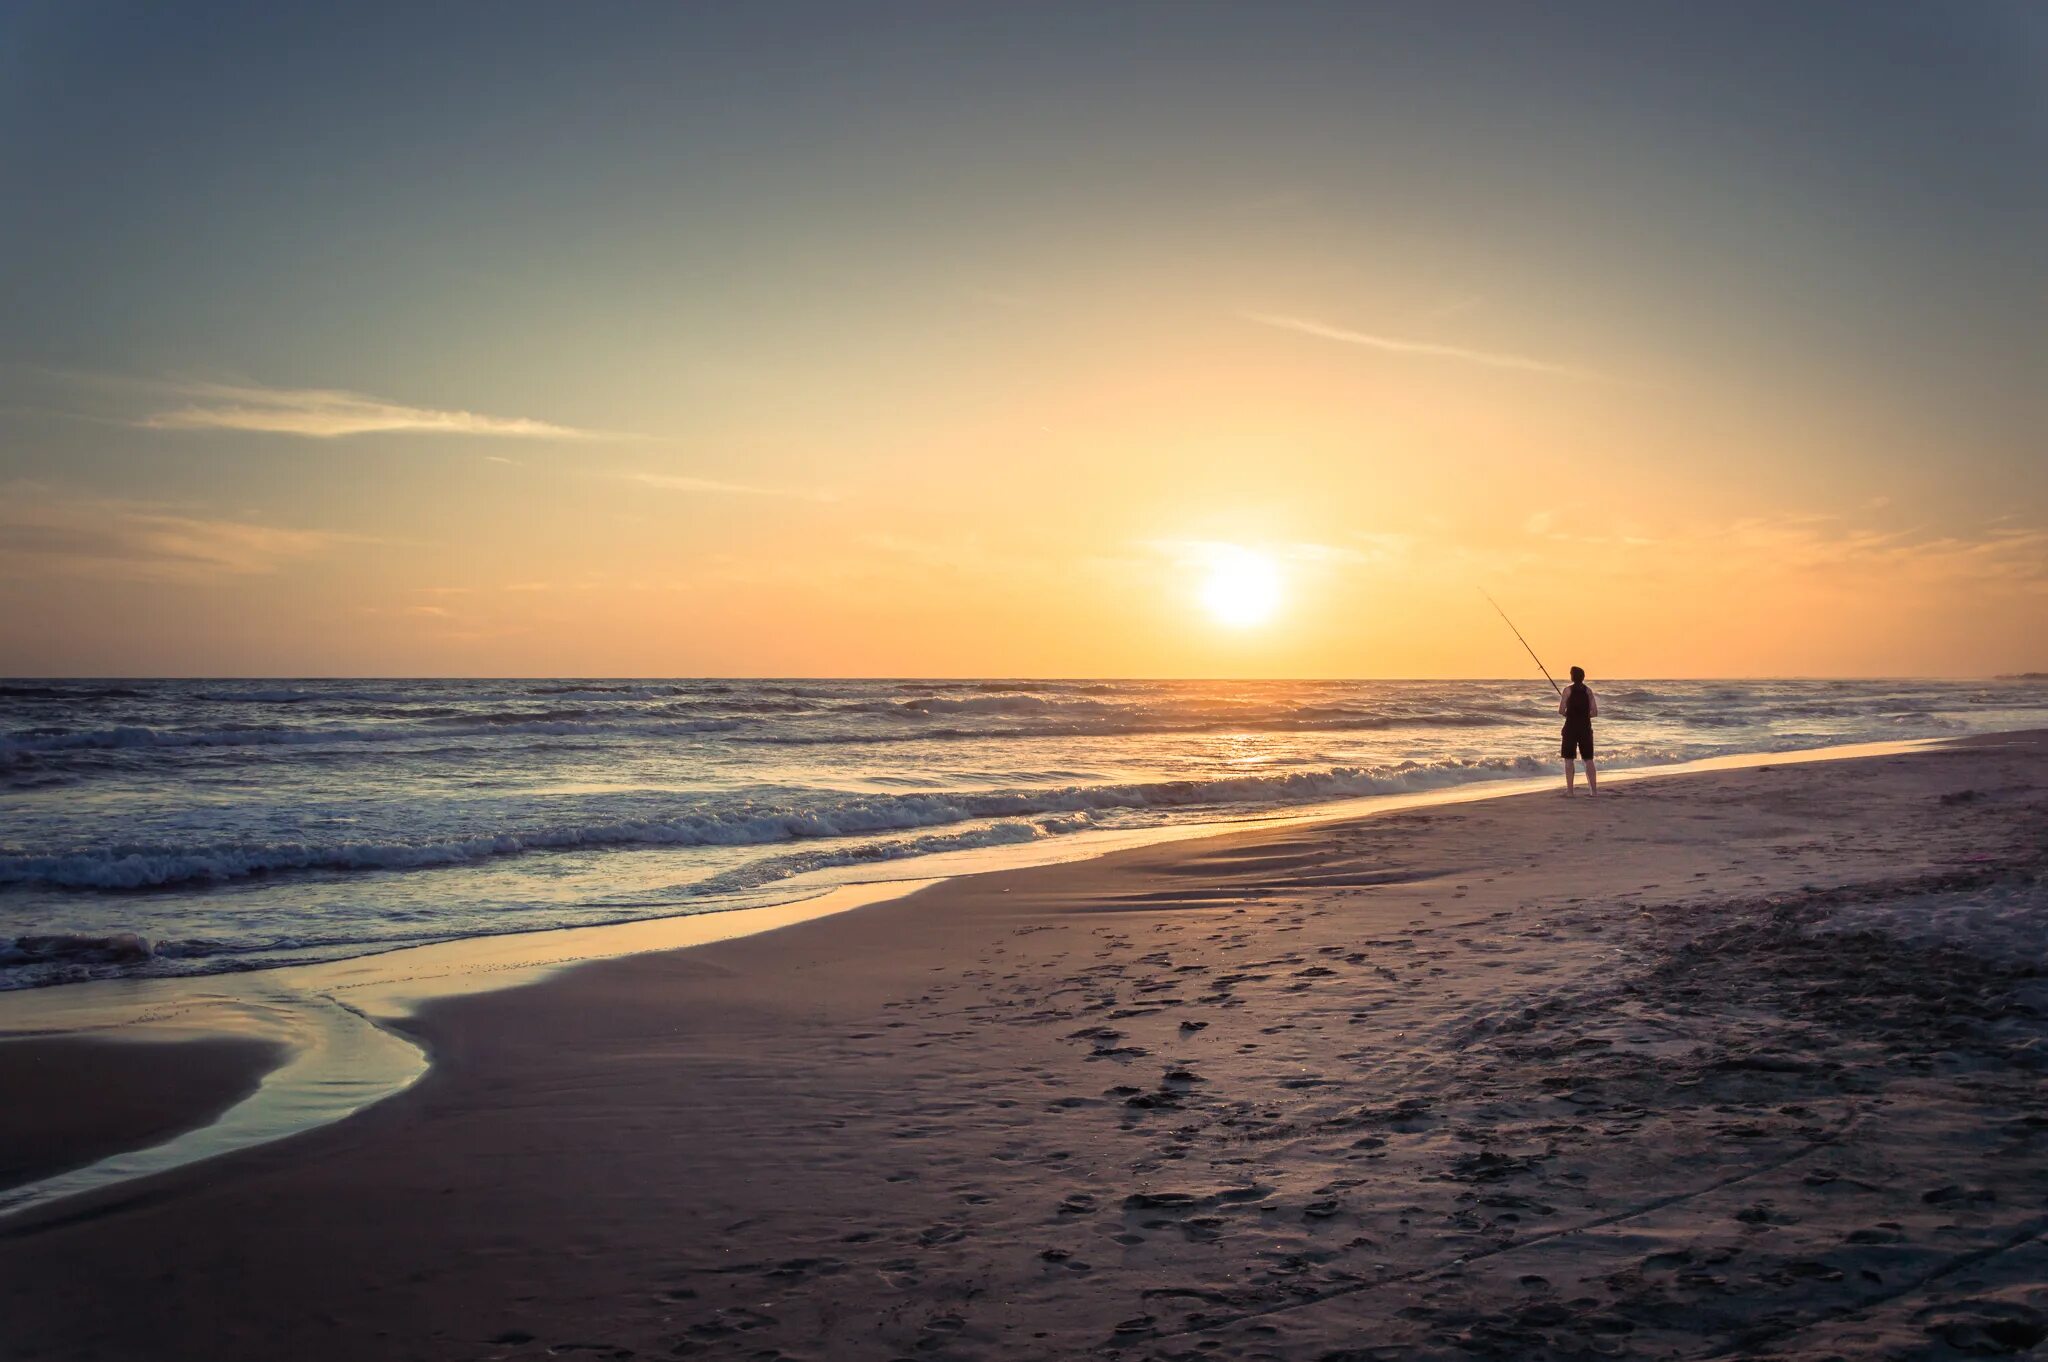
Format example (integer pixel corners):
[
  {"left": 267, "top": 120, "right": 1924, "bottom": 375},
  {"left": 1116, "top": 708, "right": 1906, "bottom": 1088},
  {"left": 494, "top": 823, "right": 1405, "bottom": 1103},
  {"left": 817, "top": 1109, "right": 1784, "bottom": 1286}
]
[
  {"left": 1586, "top": 760, "right": 1598, "bottom": 795},
  {"left": 1564, "top": 758, "right": 1577, "bottom": 795}
]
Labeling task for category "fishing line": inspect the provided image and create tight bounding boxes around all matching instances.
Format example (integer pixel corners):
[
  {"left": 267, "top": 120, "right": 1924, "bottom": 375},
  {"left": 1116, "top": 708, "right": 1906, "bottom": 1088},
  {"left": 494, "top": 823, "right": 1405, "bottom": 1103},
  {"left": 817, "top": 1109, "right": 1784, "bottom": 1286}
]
[{"left": 1480, "top": 588, "right": 1561, "bottom": 696}]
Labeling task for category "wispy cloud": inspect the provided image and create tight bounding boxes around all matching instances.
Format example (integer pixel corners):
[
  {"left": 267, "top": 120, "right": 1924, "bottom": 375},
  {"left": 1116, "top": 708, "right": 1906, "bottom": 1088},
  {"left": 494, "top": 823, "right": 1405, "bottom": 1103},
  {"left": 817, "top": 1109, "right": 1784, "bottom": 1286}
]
[
  {"left": 1499, "top": 509, "right": 2045, "bottom": 594},
  {"left": 135, "top": 380, "right": 616, "bottom": 440},
  {"left": 1521, "top": 508, "right": 1656, "bottom": 547},
  {"left": 1425, "top": 294, "right": 1485, "bottom": 322},
  {"left": 1140, "top": 536, "right": 1409, "bottom": 579},
  {"left": 0, "top": 483, "right": 353, "bottom": 583},
  {"left": 619, "top": 471, "right": 837, "bottom": 502},
  {"left": 1704, "top": 516, "right": 2048, "bottom": 590},
  {"left": 1246, "top": 313, "right": 1607, "bottom": 381},
  {"left": 1143, "top": 536, "right": 1398, "bottom": 566}
]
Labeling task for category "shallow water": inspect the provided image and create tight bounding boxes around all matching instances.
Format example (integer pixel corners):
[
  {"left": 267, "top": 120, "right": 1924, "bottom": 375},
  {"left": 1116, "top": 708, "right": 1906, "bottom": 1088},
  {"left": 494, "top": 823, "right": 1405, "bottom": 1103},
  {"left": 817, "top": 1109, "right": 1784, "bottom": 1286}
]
[
  {"left": 5, "top": 677, "right": 2045, "bottom": 988},
  {"left": 0, "top": 878, "right": 932, "bottom": 1220}
]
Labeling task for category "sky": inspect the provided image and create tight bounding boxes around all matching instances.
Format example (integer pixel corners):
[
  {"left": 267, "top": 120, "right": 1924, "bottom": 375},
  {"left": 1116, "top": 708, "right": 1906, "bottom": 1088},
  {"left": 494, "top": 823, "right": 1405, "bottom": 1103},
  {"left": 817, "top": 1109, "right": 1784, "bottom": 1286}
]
[{"left": 1, "top": 1, "right": 2042, "bottom": 677}]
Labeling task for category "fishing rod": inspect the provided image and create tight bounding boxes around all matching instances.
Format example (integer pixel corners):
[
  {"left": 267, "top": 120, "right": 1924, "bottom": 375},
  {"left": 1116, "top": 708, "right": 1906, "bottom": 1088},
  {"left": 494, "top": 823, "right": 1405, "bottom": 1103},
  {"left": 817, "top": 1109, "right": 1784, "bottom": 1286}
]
[{"left": 1480, "top": 589, "right": 1562, "bottom": 696}]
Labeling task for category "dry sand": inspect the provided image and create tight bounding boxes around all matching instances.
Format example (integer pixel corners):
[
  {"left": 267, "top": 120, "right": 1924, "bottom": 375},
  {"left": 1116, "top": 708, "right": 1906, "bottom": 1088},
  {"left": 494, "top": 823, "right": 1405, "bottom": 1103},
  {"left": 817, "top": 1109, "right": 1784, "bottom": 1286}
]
[{"left": 2, "top": 733, "right": 2043, "bottom": 1361}]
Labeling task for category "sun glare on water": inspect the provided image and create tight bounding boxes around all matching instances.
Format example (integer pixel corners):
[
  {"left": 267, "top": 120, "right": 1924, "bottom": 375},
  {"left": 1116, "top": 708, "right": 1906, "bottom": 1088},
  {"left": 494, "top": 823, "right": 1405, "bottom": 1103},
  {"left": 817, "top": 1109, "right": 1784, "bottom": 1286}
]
[{"left": 1198, "top": 546, "right": 1283, "bottom": 628}]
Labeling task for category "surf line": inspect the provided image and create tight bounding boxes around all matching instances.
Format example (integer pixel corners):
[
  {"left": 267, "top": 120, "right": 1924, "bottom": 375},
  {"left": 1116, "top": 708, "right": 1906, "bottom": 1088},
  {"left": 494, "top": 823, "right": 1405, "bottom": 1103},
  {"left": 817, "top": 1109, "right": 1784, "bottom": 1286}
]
[
  {"left": 0, "top": 737, "right": 1949, "bottom": 1224},
  {"left": 0, "top": 985, "right": 425, "bottom": 1224},
  {"left": 0, "top": 879, "right": 939, "bottom": 1224}
]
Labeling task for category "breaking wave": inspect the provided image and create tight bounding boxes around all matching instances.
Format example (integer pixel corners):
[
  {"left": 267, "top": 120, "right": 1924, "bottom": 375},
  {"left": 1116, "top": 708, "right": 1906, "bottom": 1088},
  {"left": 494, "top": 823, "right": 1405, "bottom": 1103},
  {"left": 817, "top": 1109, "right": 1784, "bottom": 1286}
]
[
  {"left": 739, "top": 710, "right": 1520, "bottom": 745},
  {"left": 0, "top": 716, "right": 747, "bottom": 760},
  {"left": 885, "top": 694, "right": 1117, "bottom": 716},
  {"left": 7, "top": 675, "right": 2042, "bottom": 990},
  {"left": 0, "top": 755, "right": 1547, "bottom": 891}
]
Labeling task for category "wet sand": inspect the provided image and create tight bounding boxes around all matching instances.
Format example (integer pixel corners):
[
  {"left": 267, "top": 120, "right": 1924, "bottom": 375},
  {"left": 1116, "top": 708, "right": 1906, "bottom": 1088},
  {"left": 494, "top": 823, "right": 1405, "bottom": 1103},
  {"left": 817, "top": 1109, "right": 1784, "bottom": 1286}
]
[
  {"left": 2, "top": 733, "right": 2043, "bottom": 1361},
  {"left": 0, "top": 1036, "right": 281, "bottom": 1191}
]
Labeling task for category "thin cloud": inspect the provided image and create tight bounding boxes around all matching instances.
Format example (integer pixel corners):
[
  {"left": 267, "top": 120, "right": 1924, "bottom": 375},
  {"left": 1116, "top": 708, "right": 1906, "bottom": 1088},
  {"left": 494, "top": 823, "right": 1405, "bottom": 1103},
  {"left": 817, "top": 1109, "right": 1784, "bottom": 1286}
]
[
  {"left": 1425, "top": 294, "right": 1486, "bottom": 322},
  {"left": 1494, "top": 510, "right": 2045, "bottom": 593},
  {"left": 1705, "top": 516, "right": 2048, "bottom": 589},
  {"left": 1143, "top": 537, "right": 1392, "bottom": 569},
  {"left": 0, "top": 483, "right": 353, "bottom": 583},
  {"left": 137, "top": 380, "right": 617, "bottom": 440},
  {"left": 620, "top": 471, "right": 836, "bottom": 502},
  {"left": 1246, "top": 313, "right": 1608, "bottom": 381}
]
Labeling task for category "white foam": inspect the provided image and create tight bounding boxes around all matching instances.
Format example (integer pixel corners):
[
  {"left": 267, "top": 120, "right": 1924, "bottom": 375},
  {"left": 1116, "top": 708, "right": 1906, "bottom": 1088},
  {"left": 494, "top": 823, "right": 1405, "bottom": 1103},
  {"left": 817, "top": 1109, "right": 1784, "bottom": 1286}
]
[
  {"left": 0, "top": 753, "right": 1555, "bottom": 890},
  {"left": 0, "top": 715, "right": 744, "bottom": 760}
]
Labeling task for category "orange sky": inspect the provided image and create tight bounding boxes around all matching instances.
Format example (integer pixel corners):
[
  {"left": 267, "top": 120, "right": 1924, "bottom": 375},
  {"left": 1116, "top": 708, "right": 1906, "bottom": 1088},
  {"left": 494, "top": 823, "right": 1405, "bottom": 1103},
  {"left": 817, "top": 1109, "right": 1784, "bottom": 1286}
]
[{"left": 2, "top": 6, "right": 2042, "bottom": 677}]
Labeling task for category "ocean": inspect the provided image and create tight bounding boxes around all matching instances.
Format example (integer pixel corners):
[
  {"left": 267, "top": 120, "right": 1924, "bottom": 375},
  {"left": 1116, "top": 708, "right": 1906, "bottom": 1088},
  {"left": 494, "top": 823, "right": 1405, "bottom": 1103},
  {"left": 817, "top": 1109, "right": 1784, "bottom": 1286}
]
[{"left": 5, "top": 677, "right": 2045, "bottom": 990}]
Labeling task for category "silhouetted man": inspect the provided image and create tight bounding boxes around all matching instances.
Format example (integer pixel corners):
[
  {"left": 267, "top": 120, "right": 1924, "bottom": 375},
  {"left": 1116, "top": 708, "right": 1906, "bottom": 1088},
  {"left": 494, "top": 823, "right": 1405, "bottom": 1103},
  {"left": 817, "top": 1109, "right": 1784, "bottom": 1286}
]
[{"left": 1558, "top": 665, "right": 1598, "bottom": 795}]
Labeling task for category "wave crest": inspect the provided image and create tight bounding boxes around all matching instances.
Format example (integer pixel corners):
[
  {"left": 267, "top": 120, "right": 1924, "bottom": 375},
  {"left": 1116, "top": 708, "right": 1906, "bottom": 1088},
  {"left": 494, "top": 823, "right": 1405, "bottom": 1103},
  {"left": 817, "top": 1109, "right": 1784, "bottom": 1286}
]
[
  {"left": 0, "top": 716, "right": 746, "bottom": 761},
  {"left": 0, "top": 755, "right": 1548, "bottom": 891}
]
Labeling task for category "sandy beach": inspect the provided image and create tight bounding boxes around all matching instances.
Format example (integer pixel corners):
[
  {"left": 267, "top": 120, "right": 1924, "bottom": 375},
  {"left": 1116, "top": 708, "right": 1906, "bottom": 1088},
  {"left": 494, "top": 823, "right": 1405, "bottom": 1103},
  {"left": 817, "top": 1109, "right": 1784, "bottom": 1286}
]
[
  {"left": 8, "top": 5, "right": 2043, "bottom": 1357},
  {"left": 0, "top": 1035, "right": 280, "bottom": 1191},
  {"left": 3, "top": 733, "right": 2044, "bottom": 1361}
]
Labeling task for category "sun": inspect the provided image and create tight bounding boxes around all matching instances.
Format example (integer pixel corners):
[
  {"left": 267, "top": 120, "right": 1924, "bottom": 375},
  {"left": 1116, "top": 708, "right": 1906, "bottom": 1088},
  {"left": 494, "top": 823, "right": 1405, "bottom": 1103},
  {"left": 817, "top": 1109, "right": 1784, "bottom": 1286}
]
[{"left": 1198, "top": 546, "right": 1283, "bottom": 628}]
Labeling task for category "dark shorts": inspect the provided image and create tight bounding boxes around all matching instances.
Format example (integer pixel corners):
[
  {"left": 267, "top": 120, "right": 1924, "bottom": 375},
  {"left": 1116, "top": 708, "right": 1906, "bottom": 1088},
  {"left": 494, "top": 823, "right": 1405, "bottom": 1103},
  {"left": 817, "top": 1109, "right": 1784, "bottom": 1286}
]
[{"left": 1561, "top": 724, "right": 1594, "bottom": 761}]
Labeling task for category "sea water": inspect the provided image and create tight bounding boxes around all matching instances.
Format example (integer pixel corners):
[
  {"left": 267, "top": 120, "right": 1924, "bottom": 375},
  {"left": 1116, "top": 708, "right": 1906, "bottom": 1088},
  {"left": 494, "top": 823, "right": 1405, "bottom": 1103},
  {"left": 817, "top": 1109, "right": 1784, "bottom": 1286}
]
[{"left": 6, "top": 677, "right": 2045, "bottom": 989}]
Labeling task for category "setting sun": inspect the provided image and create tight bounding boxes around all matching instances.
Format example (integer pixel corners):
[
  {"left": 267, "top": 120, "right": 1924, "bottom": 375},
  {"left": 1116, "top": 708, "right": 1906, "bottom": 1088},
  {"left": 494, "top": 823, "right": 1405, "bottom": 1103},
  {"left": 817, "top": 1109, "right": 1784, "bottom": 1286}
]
[{"left": 1198, "top": 546, "right": 1283, "bottom": 628}]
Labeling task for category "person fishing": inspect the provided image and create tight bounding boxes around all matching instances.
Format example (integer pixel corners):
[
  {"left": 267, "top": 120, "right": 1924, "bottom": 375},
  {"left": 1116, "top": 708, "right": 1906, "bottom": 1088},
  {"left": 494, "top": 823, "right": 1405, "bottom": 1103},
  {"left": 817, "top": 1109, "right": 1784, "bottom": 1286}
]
[
  {"left": 1480, "top": 591, "right": 1599, "bottom": 796},
  {"left": 1558, "top": 665, "right": 1598, "bottom": 795}
]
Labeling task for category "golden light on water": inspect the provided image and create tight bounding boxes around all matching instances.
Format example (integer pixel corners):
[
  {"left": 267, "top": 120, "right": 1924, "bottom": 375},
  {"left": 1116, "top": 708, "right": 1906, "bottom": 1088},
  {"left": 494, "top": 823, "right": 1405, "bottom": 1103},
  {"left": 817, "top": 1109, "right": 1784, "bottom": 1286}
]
[{"left": 1198, "top": 546, "right": 1283, "bottom": 629}]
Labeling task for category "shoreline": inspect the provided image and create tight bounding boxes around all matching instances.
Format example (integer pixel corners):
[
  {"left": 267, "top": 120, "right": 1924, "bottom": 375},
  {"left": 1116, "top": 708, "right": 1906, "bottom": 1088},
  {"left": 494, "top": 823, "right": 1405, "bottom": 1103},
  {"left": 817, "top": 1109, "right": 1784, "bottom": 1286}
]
[
  {"left": 3, "top": 727, "right": 1990, "bottom": 992},
  {"left": 0, "top": 729, "right": 2039, "bottom": 1359},
  {"left": 0, "top": 1035, "right": 281, "bottom": 1191},
  {"left": 0, "top": 734, "right": 1998, "bottom": 1210},
  {"left": 0, "top": 733, "right": 1966, "bottom": 1219}
]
